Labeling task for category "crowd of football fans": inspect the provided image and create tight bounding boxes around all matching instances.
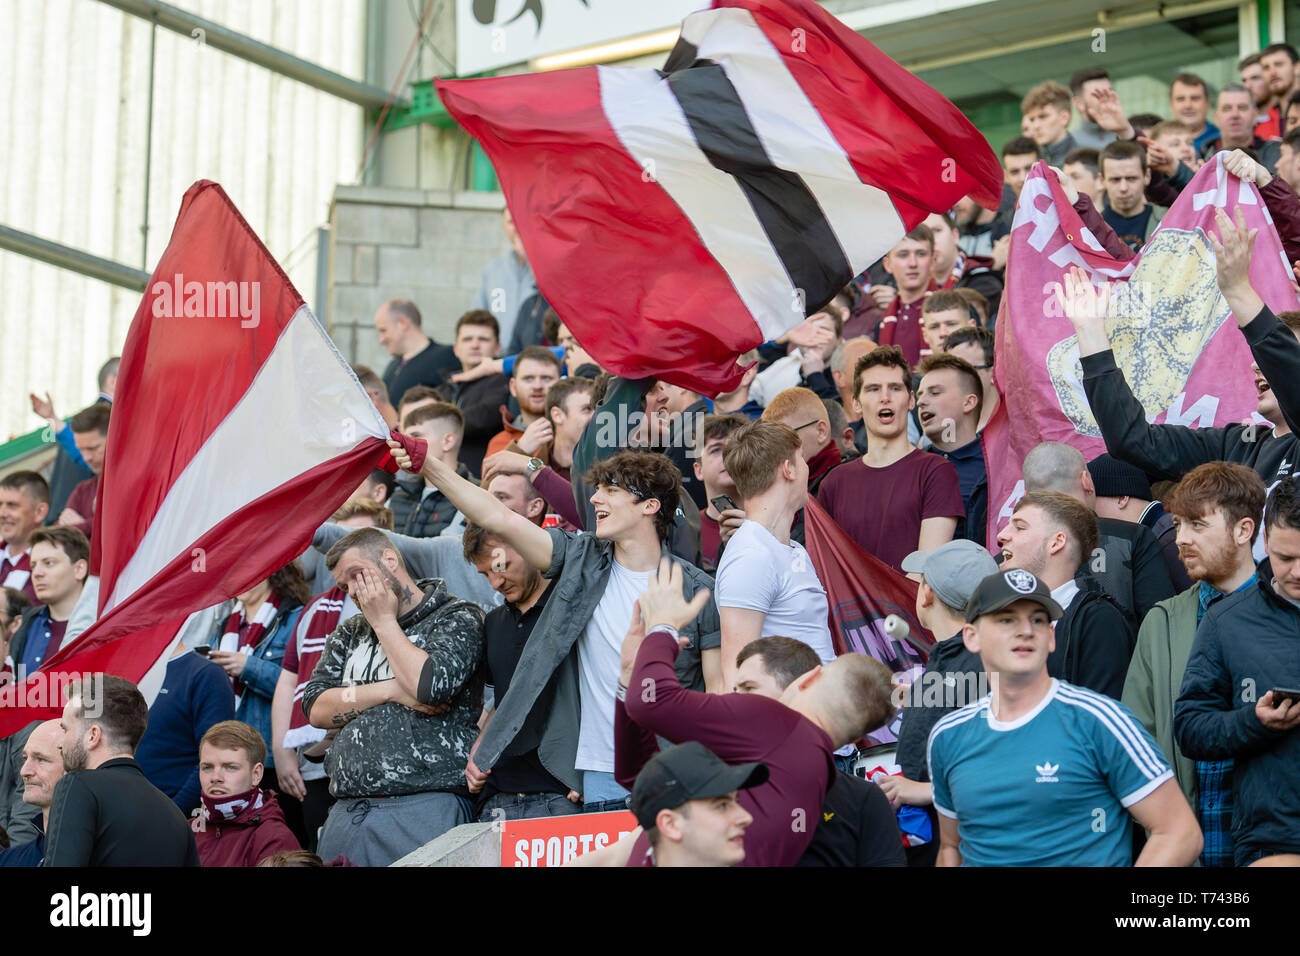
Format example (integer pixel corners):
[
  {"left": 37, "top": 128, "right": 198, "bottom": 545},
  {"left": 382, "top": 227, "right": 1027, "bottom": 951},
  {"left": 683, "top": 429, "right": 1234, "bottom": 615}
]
[{"left": 5, "top": 47, "right": 1300, "bottom": 868}]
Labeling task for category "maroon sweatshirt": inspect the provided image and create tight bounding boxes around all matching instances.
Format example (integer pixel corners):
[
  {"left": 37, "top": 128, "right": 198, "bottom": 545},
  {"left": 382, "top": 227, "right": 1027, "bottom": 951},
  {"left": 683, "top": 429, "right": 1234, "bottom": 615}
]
[
  {"left": 63, "top": 475, "right": 98, "bottom": 539},
  {"left": 194, "top": 788, "right": 300, "bottom": 867},
  {"left": 616, "top": 629, "right": 836, "bottom": 867}
]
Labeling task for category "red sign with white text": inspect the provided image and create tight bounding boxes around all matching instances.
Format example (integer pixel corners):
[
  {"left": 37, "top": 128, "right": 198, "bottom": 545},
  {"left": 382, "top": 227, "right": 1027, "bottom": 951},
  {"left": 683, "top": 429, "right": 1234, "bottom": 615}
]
[{"left": 501, "top": 810, "right": 638, "bottom": 867}]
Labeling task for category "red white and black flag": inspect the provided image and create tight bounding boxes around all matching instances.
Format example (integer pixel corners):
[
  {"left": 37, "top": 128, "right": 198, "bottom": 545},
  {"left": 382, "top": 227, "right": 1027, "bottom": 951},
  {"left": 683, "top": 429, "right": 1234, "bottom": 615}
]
[
  {"left": 439, "top": 0, "right": 1002, "bottom": 394},
  {"left": 0, "top": 182, "right": 411, "bottom": 734}
]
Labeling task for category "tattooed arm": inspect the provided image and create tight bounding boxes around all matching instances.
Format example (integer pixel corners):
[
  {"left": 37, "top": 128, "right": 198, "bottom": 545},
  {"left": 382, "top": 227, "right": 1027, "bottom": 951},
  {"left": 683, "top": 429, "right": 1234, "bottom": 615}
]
[
  {"left": 308, "top": 681, "right": 397, "bottom": 729},
  {"left": 302, "top": 617, "right": 439, "bottom": 728}
]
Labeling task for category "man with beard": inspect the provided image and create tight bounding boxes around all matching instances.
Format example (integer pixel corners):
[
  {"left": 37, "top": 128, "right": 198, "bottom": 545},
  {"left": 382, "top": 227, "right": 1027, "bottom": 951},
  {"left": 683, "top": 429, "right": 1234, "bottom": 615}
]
[
  {"left": 1068, "top": 68, "right": 1119, "bottom": 149},
  {"left": 304, "top": 528, "right": 484, "bottom": 866},
  {"left": 1241, "top": 53, "right": 1282, "bottom": 140},
  {"left": 1261, "top": 43, "right": 1300, "bottom": 136},
  {"left": 43, "top": 675, "right": 199, "bottom": 866},
  {"left": 1124, "top": 462, "right": 1265, "bottom": 867},
  {"left": 484, "top": 346, "right": 562, "bottom": 460}
]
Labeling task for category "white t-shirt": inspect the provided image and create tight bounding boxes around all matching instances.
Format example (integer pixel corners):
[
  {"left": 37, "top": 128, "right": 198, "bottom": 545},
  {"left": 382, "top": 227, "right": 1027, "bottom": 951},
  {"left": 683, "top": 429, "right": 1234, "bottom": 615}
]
[
  {"left": 715, "top": 520, "right": 835, "bottom": 665},
  {"left": 575, "top": 560, "right": 650, "bottom": 773}
]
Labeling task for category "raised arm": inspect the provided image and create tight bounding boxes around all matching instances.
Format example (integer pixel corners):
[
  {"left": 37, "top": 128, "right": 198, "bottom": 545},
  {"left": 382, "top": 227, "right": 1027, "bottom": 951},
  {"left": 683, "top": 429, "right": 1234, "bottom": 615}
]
[
  {"left": 1211, "top": 199, "right": 1300, "bottom": 437},
  {"left": 388, "top": 437, "right": 553, "bottom": 571},
  {"left": 314, "top": 523, "right": 444, "bottom": 581},
  {"left": 1059, "top": 266, "right": 1245, "bottom": 480}
]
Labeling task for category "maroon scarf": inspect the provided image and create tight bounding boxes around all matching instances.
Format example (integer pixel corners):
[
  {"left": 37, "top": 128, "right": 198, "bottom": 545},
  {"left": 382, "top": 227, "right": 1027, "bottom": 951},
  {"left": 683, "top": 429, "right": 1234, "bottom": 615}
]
[
  {"left": 284, "top": 587, "right": 347, "bottom": 748},
  {"left": 217, "top": 594, "right": 281, "bottom": 700},
  {"left": 200, "top": 786, "right": 265, "bottom": 824},
  {"left": 807, "top": 441, "right": 844, "bottom": 486}
]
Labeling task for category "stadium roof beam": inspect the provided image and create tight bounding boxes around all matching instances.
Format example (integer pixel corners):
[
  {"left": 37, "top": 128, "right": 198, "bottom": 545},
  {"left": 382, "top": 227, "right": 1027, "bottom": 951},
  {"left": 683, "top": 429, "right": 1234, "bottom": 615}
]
[
  {"left": 96, "top": 0, "right": 408, "bottom": 111},
  {"left": 0, "top": 224, "right": 151, "bottom": 292}
]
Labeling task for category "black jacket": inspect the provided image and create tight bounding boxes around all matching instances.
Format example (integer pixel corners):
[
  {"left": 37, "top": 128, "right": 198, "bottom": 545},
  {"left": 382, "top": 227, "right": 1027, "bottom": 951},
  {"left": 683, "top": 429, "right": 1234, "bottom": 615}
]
[
  {"left": 1175, "top": 564, "right": 1300, "bottom": 861},
  {"left": 895, "top": 631, "right": 983, "bottom": 782},
  {"left": 1094, "top": 516, "right": 1176, "bottom": 624},
  {"left": 1081, "top": 307, "right": 1300, "bottom": 490},
  {"left": 441, "top": 374, "right": 511, "bottom": 478},
  {"left": 388, "top": 466, "right": 473, "bottom": 539},
  {"left": 1050, "top": 575, "right": 1136, "bottom": 700},
  {"left": 383, "top": 341, "right": 458, "bottom": 407},
  {"left": 1144, "top": 503, "right": 1193, "bottom": 592},
  {"left": 43, "top": 757, "right": 199, "bottom": 866}
]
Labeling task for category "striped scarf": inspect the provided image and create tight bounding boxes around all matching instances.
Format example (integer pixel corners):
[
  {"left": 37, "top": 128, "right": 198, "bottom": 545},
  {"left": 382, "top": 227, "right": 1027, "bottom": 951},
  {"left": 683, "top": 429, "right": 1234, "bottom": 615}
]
[
  {"left": 217, "top": 595, "right": 281, "bottom": 703},
  {"left": 200, "top": 786, "right": 265, "bottom": 824},
  {"left": 939, "top": 251, "right": 966, "bottom": 289},
  {"left": 283, "top": 586, "right": 351, "bottom": 749}
]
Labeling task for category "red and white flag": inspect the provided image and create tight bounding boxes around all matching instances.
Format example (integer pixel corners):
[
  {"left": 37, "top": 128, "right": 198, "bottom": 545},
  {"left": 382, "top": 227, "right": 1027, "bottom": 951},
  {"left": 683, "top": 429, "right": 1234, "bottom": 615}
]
[
  {"left": 0, "top": 181, "right": 408, "bottom": 733},
  {"left": 438, "top": 0, "right": 1002, "bottom": 395}
]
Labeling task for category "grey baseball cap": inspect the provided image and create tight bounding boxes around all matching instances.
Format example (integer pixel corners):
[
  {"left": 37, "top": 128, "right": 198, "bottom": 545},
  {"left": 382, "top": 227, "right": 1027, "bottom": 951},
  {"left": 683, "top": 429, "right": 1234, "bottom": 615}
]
[{"left": 901, "top": 539, "right": 1000, "bottom": 612}]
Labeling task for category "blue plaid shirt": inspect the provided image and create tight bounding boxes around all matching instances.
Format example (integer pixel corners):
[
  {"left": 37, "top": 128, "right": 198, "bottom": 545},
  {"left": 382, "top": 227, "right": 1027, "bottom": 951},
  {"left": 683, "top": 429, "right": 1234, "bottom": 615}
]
[{"left": 1193, "top": 577, "right": 1254, "bottom": 867}]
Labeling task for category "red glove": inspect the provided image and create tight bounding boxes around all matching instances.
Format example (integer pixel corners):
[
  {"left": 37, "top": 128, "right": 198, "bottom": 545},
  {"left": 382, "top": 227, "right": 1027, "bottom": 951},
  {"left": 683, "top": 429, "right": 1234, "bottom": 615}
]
[{"left": 377, "top": 429, "right": 427, "bottom": 475}]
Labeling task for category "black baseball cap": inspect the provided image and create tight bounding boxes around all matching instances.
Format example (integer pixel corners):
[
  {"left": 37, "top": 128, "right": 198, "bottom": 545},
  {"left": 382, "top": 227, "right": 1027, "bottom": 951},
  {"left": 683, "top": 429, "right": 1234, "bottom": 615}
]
[
  {"left": 964, "top": 569, "right": 1064, "bottom": 623},
  {"left": 629, "top": 741, "right": 768, "bottom": 830}
]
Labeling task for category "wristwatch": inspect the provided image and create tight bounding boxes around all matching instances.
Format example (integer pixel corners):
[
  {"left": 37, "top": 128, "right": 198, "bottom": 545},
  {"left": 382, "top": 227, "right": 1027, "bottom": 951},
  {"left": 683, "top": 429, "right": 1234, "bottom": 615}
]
[{"left": 525, "top": 457, "right": 545, "bottom": 479}]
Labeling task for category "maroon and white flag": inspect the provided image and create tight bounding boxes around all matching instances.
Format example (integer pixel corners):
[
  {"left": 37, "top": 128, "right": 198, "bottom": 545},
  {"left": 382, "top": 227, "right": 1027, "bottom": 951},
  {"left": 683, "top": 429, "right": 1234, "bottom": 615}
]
[
  {"left": 983, "top": 158, "right": 1295, "bottom": 544},
  {"left": 438, "top": 0, "right": 1002, "bottom": 394},
  {"left": 0, "top": 182, "right": 408, "bottom": 733}
]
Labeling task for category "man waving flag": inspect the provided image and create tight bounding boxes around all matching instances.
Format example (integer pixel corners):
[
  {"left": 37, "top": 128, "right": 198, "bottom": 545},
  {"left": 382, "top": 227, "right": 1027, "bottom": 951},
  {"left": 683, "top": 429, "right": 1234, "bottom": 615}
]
[
  {"left": 0, "top": 181, "right": 413, "bottom": 734},
  {"left": 438, "top": 0, "right": 1002, "bottom": 394}
]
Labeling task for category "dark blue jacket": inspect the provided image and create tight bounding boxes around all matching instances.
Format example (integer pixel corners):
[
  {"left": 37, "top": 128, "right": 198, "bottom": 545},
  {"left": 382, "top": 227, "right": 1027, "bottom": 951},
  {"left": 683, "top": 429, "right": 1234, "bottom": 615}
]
[
  {"left": 0, "top": 820, "right": 43, "bottom": 867},
  {"left": 135, "top": 650, "right": 236, "bottom": 815},
  {"left": 205, "top": 605, "right": 301, "bottom": 770},
  {"left": 1175, "top": 563, "right": 1300, "bottom": 862}
]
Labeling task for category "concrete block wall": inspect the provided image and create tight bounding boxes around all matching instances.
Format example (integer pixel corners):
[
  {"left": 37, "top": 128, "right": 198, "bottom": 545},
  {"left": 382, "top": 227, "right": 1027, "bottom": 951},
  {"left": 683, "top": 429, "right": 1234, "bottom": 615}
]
[{"left": 327, "top": 186, "right": 509, "bottom": 372}]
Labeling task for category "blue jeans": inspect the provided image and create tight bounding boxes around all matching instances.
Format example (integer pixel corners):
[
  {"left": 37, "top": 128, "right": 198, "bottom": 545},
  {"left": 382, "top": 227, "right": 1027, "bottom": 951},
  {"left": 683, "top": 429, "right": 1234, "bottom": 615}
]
[
  {"left": 581, "top": 770, "right": 629, "bottom": 813},
  {"left": 477, "top": 790, "right": 583, "bottom": 823}
]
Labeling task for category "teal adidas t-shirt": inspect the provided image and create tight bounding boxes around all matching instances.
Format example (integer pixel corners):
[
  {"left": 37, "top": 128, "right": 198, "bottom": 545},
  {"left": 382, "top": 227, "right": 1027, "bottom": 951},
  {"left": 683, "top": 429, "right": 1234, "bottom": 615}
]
[{"left": 927, "top": 679, "right": 1173, "bottom": 866}]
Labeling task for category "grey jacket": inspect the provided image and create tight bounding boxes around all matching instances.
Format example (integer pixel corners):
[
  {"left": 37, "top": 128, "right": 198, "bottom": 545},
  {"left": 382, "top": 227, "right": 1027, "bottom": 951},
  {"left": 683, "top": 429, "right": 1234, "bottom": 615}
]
[
  {"left": 312, "top": 523, "right": 502, "bottom": 614},
  {"left": 301, "top": 578, "right": 485, "bottom": 799},
  {"left": 474, "top": 527, "right": 721, "bottom": 794},
  {"left": 0, "top": 721, "right": 40, "bottom": 845}
]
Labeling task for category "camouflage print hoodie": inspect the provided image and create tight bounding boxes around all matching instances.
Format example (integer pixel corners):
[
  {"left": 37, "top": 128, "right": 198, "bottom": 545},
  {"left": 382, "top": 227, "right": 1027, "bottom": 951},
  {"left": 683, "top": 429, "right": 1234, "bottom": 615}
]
[{"left": 302, "top": 578, "right": 485, "bottom": 799}]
